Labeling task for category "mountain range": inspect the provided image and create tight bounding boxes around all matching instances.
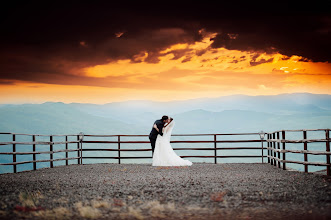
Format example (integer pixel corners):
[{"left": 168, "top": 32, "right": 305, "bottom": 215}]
[{"left": 0, "top": 93, "right": 330, "bottom": 135}]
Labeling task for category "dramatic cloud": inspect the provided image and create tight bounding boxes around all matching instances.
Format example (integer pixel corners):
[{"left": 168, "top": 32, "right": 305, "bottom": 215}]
[{"left": 0, "top": 1, "right": 330, "bottom": 103}]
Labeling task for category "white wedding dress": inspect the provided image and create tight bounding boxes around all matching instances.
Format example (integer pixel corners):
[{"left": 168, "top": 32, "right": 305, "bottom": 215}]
[{"left": 152, "top": 120, "right": 193, "bottom": 166}]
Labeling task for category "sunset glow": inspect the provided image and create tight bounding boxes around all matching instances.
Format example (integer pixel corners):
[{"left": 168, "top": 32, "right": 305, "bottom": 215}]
[{"left": 0, "top": 3, "right": 330, "bottom": 103}]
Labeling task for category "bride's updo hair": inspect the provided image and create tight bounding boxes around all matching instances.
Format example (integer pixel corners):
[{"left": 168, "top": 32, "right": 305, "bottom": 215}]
[{"left": 162, "top": 115, "right": 169, "bottom": 121}]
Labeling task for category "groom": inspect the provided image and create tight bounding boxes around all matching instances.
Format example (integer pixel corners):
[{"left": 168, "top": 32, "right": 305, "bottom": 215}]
[{"left": 149, "top": 115, "right": 168, "bottom": 155}]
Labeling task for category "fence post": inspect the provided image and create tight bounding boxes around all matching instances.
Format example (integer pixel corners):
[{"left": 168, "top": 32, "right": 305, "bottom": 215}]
[
  {"left": 259, "top": 131, "right": 264, "bottom": 164},
  {"left": 77, "top": 135, "right": 80, "bottom": 164},
  {"left": 33, "top": 135, "right": 36, "bottom": 170},
  {"left": 270, "top": 134, "right": 274, "bottom": 165},
  {"left": 78, "top": 132, "right": 84, "bottom": 165},
  {"left": 273, "top": 133, "right": 276, "bottom": 166},
  {"left": 50, "top": 135, "right": 53, "bottom": 168},
  {"left": 80, "top": 139, "right": 83, "bottom": 165},
  {"left": 65, "top": 136, "right": 68, "bottom": 166},
  {"left": 326, "top": 129, "right": 330, "bottom": 176},
  {"left": 303, "top": 130, "right": 308, "bottom": 173},
  {"left": 282, "top": 130, "right": 286, "bottom": 170},
  {"left": 13, "top": 134, "right": 16, "bottom": 173},
  {"left": 271, "top": 133, "right": 274, "bottom": 165},
  {"left": 261, "top": 139, "right": 264, "bottom": 164},
  {"left": 214, "top": 135, "right": 217, "bottom": 164},
  {"left": 267, "top": 134, "right": 270, "bottom": 164},
  {"left": 118, "top": 135, "right": 121, "bottom": 164},
  {"left": 277, "top": 132, "right": 281, "bottom": 168}
]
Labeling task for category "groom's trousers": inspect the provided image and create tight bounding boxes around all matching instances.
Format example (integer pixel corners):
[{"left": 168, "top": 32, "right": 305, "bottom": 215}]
[{"left": 149, "top": 137, "right": 156, "bottom": 155}]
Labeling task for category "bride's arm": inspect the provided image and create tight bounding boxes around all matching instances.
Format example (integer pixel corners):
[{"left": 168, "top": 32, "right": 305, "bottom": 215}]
[{"left": 162, "top": 126, "right": 167, "bottom": 133}]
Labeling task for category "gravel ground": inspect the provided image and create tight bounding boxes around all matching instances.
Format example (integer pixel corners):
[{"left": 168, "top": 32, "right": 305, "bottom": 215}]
[{"left": 0, "top": 163, "right": 330, "bottom": 220}]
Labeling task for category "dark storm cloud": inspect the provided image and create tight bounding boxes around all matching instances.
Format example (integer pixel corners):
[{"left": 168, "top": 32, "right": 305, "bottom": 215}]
[
  {"left": 0, "top": 80, "right": 16, "bottom": 85},
  {"left": 209, "top": 15, "right": 331, "bottom": 61},
  {"left": 250, "top": 58, "right": 274, "bottom": 66},
  {"left": 0, "top": 1, "right": 329, "bottom": 84}
]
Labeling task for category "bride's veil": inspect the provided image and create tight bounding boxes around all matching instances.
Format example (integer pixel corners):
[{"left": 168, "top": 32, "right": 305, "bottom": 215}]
[{"left": 164, "top": 120, "right": 175, "bottom": 141}]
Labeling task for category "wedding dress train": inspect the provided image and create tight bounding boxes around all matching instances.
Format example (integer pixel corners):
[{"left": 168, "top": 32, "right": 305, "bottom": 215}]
[{"left": 152, "top": 120, "right": 192, "bottom": 166}]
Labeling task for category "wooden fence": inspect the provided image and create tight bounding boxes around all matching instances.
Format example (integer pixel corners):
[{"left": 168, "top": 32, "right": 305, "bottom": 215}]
[
  {"left": 81, "top": 133, "right": 266, "bottom": 164},
  {"left": 266, "top": 129, "right": 330, "bottom": 175},
  {"left": 0, "top": 133, "right": 82, "bottom": 173},
  {"left": 0, "top": 129, "right": 330, "bottom": 175}
]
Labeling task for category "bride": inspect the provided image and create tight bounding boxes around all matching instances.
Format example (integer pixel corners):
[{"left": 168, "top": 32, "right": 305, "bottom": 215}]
[{"left": 152, "top": 117, "right": 192, "bottom": 166}]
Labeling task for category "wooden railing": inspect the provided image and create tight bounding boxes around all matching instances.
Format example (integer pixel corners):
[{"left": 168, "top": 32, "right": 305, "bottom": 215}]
[
  {"left": 0, "top": 133, "right": 83, "bottom": 173},
  {"left": 0, "top": 132, "right": 265, "bottom": 173},
  {"left": 81, "top": 133, "right": 266, "bottom": 164},
  {"left": 0, "top": 129, "right": 330, "bottom": 175},
  {"left": 266, "top": 129, "right": 330, "bottom": 176}
]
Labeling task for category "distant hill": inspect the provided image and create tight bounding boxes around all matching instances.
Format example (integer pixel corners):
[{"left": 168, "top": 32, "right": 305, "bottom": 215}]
[
  {"left": 70, "top": 93, "right": 331, "bottom": 123},
  {"left": 0, "top": 93, "right": 330, "bottom": 135},
  {"left": 174, "top": 109, "right": 331, "bottom": 133},
  {"left": 0, "top": 102, "right": 142, "bottom": 135}
]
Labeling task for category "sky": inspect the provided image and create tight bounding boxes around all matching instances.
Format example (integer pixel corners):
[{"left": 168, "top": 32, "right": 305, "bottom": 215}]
[{"left": 0, "top": 1, "right": 330, "bottom": 104}]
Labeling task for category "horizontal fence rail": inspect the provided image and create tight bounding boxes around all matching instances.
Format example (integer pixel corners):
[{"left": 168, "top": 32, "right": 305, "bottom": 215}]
[
  {"left": 0, "top": 129, "right": 330, "bottom": 175},
  {"left": 0, "top": 133, "right": 82, "bottom": 173},
  {"left": 266, "top": 129, "right": 330, "bottom": 176},
  {"left": 81, "top": 133, "right": 266, "bottom": 165}
]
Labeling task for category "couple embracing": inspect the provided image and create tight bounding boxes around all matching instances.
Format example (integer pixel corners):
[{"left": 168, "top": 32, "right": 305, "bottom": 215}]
[{"left": 149, "top": 115, "right": 192, "bottom": 166}]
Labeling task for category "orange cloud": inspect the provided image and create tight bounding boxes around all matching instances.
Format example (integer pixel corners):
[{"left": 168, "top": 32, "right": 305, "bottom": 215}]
[
  {"left": 81, "top": 32, "right": 331, "bottom": 94},
  {"left": 1, "top": 32, "right": 330, "bottom": 103}
]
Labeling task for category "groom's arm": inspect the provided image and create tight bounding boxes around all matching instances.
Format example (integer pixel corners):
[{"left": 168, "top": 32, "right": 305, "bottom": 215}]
[
  {"left": 156, "top": 122, "right": 164, "bottom": 136},
  {"left": 153, "top": 124, "right": 159, "bottom": 132}
]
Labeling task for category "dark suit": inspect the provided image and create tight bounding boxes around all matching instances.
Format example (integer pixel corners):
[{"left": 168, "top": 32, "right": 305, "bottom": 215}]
[{"left": 149, "top": 119, "right": 165, "bottom": 154}]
